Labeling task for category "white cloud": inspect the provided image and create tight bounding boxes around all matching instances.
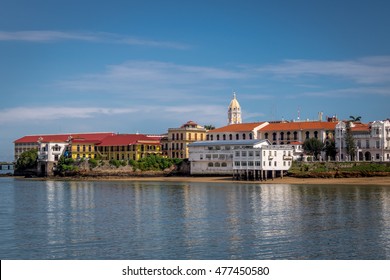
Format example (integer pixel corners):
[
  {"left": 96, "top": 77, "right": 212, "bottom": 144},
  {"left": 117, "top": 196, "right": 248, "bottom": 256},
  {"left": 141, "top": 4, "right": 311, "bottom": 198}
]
[
  {"left": 55, "top": 60, "right": 248, "bottom": 100},
  {"left": 256, "top": 56, "right": 390, "bottom": 84},
  {"left": 0, "top": 30, "right": 189, "bottom": 49}
]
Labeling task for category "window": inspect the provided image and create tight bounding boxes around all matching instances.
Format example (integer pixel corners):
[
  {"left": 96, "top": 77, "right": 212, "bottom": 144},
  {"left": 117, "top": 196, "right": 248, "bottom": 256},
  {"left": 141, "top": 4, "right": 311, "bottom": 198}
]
[
  {"left": 172, "top": 134, "right": 175, "bottom": 140},
  {"left": 274, "top": 151, "right": 277, "bottom": 156},
  {"left": 269, "top": 161, "right": 272, "bottom": 166},
  {"left": 217, "top": 135, "right": 220, "bottom": 141},
  {"left": 236, "top": 134, "right": 239, "bottom": 140},
  {"left": 88, "top": 145, "right": 92, "bottom": 152},
  {"left": 200, "top": 154, "right": 203, "bottom": 160},
  {"left": 249, "top": 151, "right": 253, "bottom": 157},
  {"left": 181, "top": 133, "right": 183, "bottom": 140},
  {"left": 255, "top": 161, "right": 261, "bottom": 166},
  {"left": 54, "top": 155, "right": 59, "bottom": 161},
  {"left": 283, "top": 161, "right": 286, "bottom": 166},
  {"left": 242, "top": 151, "right": 247, "bottom": 157},
  {"left": 241, "top": 161, "right": 247, "bottom": 166},
  {"left": 77, "top": 145, "right": 80, "bottom": 152},
  {"left": 273, "top": 133, "right": 277, "bottom": 141},
  {"left": 366, "top": 140, "right": 370, "bottom": 148},
  {"left": 265, "top": 133, "right": 269, "bottom": 139},
  {"left": 376, "top": 141, "right": 380, "bottom": 149},
  {"left": 314, "top": 131, "right": 318, "bottom": 139},
  {"left": 305, "top": 131, "right": 310, "bottom": 139},
  {"left": 249, "top": 133, "right": 253, "bottom": 140},
  {"left": 215, "top": 162, "right": 220, "bottom": 167},
  {"left": 376, "top": 154, "right": 380, "bottom": 160},
  {"left": 234, "top": 161, "right": 240, "bottom": 166},
  {"left": 208, "top": 162, "right": 213, "bottom": 167},
  {"left": 274, "top": 161, "right": 277, "bottom": 166},
  {"left": 213, "top": 154, "right": 218, "bottom": 159},
  {"left": 189, "top": 133, "right": 192, "bottom": 140},
  {"left": 255, "top": 151, "right": 260, "bottom": 156},
  {"left": 243, "top": 133, "right": 246, "bottom": 140},
  {"left": 293, "top": 131, "right": 298, "bottom": 140},
  {"left": 223, "top": 134, "right": 226, "bottom": 140},
  {"left": 235, "top": 151, "right": 240, "bottom": 157},
  {"left": 222, "top": 162, "right": 227, "bottom": 167},
  {"left": 206, "top": 154, "right": 211, "bottom": 159},
  {"left": 210, "top": 135, "right": 213, "bottom": 141},
  {"left": 248, "top": 161, "right": 254, "bottom": 166},
  {"left": 229, "top": 134, "right": 233, "bottom": 140}
]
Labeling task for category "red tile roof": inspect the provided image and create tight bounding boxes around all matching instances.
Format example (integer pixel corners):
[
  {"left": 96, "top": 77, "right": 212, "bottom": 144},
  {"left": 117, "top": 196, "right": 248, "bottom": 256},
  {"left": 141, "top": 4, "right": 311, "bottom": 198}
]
[
  {"left": 209, "top": 122, "right": 267, "bottom": 133},
  {"left": 97, "top": 134, "right": 161, "bottom": 146},
  {"left": 260, "top": 121, "right": 337, "bottom": 131},
  {"left": 14, "top": 132, "right": 115, "bottom": 143},
  {"left": 351, "top": 123, "right": 370, "bottom": 132}
]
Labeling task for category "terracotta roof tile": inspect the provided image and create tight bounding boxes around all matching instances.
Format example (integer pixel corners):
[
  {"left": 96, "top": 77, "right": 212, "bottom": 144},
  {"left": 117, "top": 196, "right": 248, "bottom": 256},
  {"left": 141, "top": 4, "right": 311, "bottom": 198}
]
[
  {"left": 260, "top": 121, "right": 337, "bottom": 131},
  {"left": 209, "top": 122, "right": 267, "bottom": 133},
  {"left": 97, "top": 134, "right": 160, "bottom": 146},
  {"left": 14, "top": 132, "right": 114, "bottom": 143}
]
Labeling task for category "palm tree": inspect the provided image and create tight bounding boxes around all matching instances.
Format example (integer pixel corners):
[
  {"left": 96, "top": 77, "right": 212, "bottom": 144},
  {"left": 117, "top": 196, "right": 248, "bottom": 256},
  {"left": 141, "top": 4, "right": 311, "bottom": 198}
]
[
  {"left": 349, "top": 115, "right": 362, "bottom": 122},
  {"left": 204, "top": 125, "right": 215, "bottom": 130}
]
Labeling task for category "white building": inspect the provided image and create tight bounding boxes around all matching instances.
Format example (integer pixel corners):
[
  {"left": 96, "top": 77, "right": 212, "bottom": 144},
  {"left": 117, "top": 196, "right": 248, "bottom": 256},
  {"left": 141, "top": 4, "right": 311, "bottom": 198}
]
[
  {"left": 335, "top": 120, "right": 390, "bottom": 161},
  {"left": 37, "top": 138, "right": 69, "bottom": 176},
  {"left": 233, "top": 144, "right": 294, "bottom": 180},
  {"left": 188, "top": 139, "right": 294, "bottom": 178}
]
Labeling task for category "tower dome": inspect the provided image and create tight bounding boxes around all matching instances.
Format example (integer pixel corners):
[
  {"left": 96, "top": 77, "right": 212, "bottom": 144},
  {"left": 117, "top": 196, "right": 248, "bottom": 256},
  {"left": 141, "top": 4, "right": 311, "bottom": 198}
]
[{"left": 228, "top": 92, "right": 242, "bottom": 125}]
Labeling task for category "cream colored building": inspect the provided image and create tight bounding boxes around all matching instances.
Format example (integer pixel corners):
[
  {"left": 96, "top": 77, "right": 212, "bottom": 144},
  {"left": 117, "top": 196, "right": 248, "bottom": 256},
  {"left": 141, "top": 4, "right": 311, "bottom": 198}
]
[{"left": 163, "top": 121, "right": 207, "bottom": 159}]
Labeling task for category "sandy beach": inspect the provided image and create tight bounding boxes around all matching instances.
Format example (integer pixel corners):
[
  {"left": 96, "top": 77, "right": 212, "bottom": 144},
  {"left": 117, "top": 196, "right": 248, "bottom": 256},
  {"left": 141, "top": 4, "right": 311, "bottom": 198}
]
[{"left": 23, "top": 175, "right": 390, "bottom": 185}]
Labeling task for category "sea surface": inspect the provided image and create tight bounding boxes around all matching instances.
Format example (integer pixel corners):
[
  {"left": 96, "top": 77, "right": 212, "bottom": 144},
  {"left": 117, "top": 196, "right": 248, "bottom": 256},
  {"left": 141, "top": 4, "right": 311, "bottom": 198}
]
[{"left": 0, "top": 177, "right": 389, "bottom": 260}]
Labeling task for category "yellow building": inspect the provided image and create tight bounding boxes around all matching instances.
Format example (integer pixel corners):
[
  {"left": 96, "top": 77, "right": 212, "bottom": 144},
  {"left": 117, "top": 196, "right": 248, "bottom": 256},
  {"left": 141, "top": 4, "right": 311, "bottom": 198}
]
[
  {"left": 95, "top": 134, "right": 162, "bottom": 161},
  {"left": 163, "top": 121, "right": 207, "bottom": 159}
]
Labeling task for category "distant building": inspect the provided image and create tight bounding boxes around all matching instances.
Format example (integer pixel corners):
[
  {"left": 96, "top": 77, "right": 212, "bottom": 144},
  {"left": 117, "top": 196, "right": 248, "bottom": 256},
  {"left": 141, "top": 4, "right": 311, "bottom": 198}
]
[
  {"left": 188, "top": 139, "right": 293, "bottom": 177},
  {"left": 95, "top": 134, "right": 162, "bottom": 161},
  {"left": 14, "top": 132, "right": 114, "bottom": 161},
  {"left": 335, "top": 120, "right": 390, "bottom": 161},
  {"left": 228, "top": 92, "right": 242, "bottom": 125},
  {"left": 207, "top": 122, "right": 269, "bottom": 141},
  {"left": 163, "top": 121, "right": 207, "bottom": 159}
]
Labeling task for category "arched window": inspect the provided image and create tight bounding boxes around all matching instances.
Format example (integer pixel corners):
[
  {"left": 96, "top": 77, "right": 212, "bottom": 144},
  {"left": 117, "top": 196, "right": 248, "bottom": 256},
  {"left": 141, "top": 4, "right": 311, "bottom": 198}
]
[
  {"left": 280, "top": 132, "right": 284, "bottom": 140},
  {"left": 305, "top": 131, "right": 310, "bottom": 139},
  {"left": 229, "top": 134, "right": 233, "bottom": 140},
  {"left": 273, "top": 133, "right": 277, "bottom": 141},
  {"left": 287, "top": 131, "right": 291, "bottom": 140},
  {"left": 208, "top": 162, "right": 213, "bottom": 167},
  {"left": 293, "top": 131, "right": 298, "bottom": 140},
  {"left": 210, "top": 135, "right": 214, "bottom": 141},
  {"left": 314, "top": 131, "right": 318, "bottom": 139},
  {"left": 242, "top": 133, "right": 246, "bottom": 140},
  {"left": 249, "top": 133, "right": 253, "bottom": 140},
  {"left": 217, "top": 135, "right": 220, "bottom": 141},
  {"left": 236, "top": 134, "right": 239, "bottom": 140},
  {"left": 223, "top": 134, "right": 226, "bottom": 140},
  {"left": 264, "top": 133, "right": 268, "bottom": 139}
]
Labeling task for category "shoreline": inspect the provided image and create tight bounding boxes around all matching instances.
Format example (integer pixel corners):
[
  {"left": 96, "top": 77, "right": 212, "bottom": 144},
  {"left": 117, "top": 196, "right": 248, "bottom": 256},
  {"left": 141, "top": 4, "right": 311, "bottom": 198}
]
[{"left": 11, "top": 175, "right": 390, "bottom": 185}]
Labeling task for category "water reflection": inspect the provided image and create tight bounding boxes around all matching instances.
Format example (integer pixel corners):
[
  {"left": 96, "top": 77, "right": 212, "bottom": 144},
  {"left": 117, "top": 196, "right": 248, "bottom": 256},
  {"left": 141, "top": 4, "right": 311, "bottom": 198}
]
[{"left": 1, "top": 178, "right": 390, "bottom": 259}]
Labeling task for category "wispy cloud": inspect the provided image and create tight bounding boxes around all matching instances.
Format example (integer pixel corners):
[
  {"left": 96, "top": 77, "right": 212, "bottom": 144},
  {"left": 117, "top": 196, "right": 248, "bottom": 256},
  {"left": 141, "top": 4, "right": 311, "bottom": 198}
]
[
  {"left": 256, "top": 56, "right": 390, "bottom": 84},
  {"left": 55, "top": 60, "right": 248, "bottom": 100},
  {"left": 0, "top": 30, "right": 189, "bottom": 49},
  {"left": 0, "top": 104, "right": 227, "bottom": 126}
]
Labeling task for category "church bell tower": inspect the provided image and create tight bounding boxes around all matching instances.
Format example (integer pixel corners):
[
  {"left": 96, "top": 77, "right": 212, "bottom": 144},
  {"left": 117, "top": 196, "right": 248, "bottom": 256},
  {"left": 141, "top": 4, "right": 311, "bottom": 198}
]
[{"left": 228, "top": 92, "right": 242, "bottom": 125}]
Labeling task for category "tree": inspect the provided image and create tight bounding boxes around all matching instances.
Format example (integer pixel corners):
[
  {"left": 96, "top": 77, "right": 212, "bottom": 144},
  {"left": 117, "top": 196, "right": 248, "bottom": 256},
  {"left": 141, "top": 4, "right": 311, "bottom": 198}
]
[
  {"left": 324, "top": 140, "right": 337, "bottom": 161},
  {"left": 204, "top": 125, "right": 215, "bottom": 130},
  {"left": 15, "top": 149, "right": 38, "bottom": 170},
  {"left": 344, "top": 121, "right": 356, "bottom": 161},
  {"left": 303, "top": 138, "right": 324, "bottom": 160}
]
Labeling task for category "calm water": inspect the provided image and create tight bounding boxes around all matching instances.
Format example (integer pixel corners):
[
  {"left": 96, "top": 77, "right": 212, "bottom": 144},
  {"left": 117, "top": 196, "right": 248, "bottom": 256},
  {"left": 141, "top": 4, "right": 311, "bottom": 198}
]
[{"left": 0, "top": 177, "right": 389, "bottom": 260}]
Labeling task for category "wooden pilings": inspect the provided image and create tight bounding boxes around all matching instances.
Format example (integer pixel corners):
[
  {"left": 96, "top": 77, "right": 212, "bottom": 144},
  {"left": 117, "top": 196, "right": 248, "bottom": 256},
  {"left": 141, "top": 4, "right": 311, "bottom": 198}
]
[{"left": 232, "top": 169, "right": 284, "bottom": 181}]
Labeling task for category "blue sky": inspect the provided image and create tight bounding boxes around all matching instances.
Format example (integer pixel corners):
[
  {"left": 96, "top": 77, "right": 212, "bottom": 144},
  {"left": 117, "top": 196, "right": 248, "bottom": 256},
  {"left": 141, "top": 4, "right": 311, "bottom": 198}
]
[{"left": 1, "top": 0, "right": 390, "bottom": 161}]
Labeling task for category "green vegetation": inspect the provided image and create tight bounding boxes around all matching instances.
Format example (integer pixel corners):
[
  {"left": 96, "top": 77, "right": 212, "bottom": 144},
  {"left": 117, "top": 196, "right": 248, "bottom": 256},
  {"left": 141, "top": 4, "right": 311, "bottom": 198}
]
[
  {"left": 15, "top": 149, "right": 38, "bottom": 170},
  {"left": 289, "top": 161, "right": 390, "bottom": 178},
  {"left": 302, "top": 138, "right": 324, "bottom": 160},
  {"left": 345, "top": 121, "right": 356, "bottom": 160},
  {"left": 88, "top": 158, "right": 98, "bottom": 169},
  {"left": 56, "top": 156, "right": 78, "bottom": 175},
  {"left": 109, "top": 159, "right": 127, "bottom": 168},
  {"left": 129, "top": 154, "right": 182, "bottom": 171}
]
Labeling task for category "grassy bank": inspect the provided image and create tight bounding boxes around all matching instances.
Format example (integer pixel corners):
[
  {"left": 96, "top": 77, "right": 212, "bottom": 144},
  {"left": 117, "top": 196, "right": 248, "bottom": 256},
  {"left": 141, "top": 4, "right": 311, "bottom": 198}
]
[{"left": 289, "top": 161, "right": 390, "bottom": 178}]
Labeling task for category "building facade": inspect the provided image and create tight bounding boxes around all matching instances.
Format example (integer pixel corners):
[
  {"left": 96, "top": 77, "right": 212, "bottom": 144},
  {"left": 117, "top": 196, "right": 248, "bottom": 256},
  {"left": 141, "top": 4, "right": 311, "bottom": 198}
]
[
  {"left": 163, "top": 121, "right": 207, "bottom": 159},
  {"left": 233, "top": 144, "right": 293, "bottom": 180},
  {"left": 335, "top": 120, "right": 390, "bottom": 161}
]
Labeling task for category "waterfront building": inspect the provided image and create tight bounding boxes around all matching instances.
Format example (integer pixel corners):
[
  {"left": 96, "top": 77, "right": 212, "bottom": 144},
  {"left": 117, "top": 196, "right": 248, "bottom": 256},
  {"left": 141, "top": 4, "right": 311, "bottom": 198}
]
[
  {"left": 95, "top": 134, "right": 162, "bottom": 161},
  {"left": 233, "top": 144, "right": 293, "bottom": 180},
  {"left": 335, "top": 120, "right": 390, "bottom": 161},
  {"left": 37, "top": 139, "right": 69, "bottom": 176},
  {"left": 163, "top": 121, "right": 207, "bottom": 159},
  {"left": 228, "top": 92, "right": 242, "bottom": 124},
  {"left": 188, "top": 139, "right": 293, "bottom": 177},
  {"left": 14, "top": 132, "right": 114, "bottom": 161}
]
